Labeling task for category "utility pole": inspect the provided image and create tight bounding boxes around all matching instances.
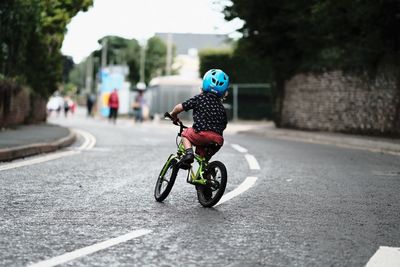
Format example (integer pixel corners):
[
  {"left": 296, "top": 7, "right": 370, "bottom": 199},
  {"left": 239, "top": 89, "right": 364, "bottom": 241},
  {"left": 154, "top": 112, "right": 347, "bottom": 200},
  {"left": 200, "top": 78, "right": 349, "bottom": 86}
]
[
  {"left": 165, "top": 32, "right": 173, "bottom": 76},
  {"left": 101, "top": 38, "right": 107, "bottom": 68},
  {"left": 139, "top": 41, "right": 146, "bottom": 84},
  {"left": 85, "top": 54, "right": 93, "bottom": 93}
]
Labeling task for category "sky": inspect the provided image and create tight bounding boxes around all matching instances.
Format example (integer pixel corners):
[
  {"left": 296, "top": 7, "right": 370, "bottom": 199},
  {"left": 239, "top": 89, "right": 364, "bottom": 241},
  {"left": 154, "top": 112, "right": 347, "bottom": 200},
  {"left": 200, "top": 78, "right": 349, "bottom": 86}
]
[{"left": 61, "top": 0, "right": 243, "bottom": 63}]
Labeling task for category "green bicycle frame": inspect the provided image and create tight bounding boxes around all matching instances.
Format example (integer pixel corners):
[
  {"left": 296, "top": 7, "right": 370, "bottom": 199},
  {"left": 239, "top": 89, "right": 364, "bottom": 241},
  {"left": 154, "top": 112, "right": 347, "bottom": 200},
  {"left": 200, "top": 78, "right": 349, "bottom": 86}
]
[{"left": 160, "top": 142, "right": 209, "bottom": 186}]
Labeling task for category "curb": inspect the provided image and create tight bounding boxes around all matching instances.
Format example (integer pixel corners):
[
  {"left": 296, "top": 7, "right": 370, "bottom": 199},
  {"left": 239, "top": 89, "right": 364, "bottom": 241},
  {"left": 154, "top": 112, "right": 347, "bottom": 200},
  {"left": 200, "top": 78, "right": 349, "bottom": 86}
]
[
  {"left": 241, "top": 128, "right": 400, "bottom": 156},
  {"left": 0, "top": 129, "right": 76, "bottom": 162}
]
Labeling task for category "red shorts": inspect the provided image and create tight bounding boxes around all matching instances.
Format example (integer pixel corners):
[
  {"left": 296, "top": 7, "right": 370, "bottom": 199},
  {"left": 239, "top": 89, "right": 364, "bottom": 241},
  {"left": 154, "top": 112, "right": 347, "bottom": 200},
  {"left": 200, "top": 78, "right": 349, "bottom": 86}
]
[{"left": 182, "top": 128, "right": 224, "bottom": 157}]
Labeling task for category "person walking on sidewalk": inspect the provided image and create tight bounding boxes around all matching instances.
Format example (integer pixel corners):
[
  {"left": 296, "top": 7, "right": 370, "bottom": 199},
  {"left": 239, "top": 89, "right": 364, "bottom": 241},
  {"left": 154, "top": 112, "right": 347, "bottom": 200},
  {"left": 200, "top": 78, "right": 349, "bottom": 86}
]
[
  {"left": 86, "top": 93, "right": 95, "bottom": 117},
  {"left": 132, "top": 90, "right": 146, "bottom": 123},
  {"left": 108, "top": 88, "right": 119, "bottom": 124},
  {"left": 63, "top": 96, "right": 70, "bottom": 117}
]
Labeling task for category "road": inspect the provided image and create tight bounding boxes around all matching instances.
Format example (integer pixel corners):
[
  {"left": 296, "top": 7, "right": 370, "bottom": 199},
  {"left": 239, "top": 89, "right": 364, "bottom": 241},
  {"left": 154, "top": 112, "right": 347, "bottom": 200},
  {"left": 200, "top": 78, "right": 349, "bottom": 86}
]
[{"left": 1, "top": 113, "right": 399, "bottom": 266}]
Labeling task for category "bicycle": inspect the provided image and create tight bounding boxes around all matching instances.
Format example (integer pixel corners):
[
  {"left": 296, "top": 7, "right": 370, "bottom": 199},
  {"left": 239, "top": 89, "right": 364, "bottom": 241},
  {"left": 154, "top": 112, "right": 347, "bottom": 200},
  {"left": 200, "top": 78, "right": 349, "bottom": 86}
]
[{"left": 154, "top": 112, "right": 227, "bottom": 207}]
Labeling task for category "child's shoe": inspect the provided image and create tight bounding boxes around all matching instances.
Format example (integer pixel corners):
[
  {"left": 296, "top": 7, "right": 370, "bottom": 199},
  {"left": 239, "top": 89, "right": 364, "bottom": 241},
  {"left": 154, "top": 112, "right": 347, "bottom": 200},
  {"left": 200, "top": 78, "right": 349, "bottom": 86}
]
[{"left": 178, "top": 148, "right": 194, "bottom": 169}]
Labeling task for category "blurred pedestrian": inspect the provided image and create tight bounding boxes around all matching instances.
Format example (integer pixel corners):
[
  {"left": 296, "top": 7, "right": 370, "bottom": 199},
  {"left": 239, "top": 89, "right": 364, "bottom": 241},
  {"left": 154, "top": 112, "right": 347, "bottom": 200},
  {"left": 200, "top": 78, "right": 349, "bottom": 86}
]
[
  {"left": 46, "top": 94, "right": 63, "bottom": 117},
  {"left": 132, "top": 90, "right": 146, "bottom": 123},
  {"left": 70, "top": 99, "right": 76, "bottom": 115},
  {"left": 86, "top": 93, "right": 95, "bottom": 117},
  {"left": 63, "top": 97, "right": 70, "bottom": 117},
  {"left": 108, "top": 88, "right": 119, "bottom": 124}
]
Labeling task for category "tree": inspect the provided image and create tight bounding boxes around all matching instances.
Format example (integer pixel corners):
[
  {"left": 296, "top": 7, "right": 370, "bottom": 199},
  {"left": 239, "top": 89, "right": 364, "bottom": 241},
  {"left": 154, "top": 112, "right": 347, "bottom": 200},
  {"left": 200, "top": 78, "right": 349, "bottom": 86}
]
[
  {"left": 224, "top": 0, "right": 311, "bottom": 124},
  {"left": 0, "top": 0, "right": 40, "bottom": 80},
  {"left": 224, "top": 0, "right": 400, "bottom": 125},
  {"left": 69, "top": 36, "right": 169, "bottom": 91},
  {"left": 144, "top": 36, "right": 168, "bottom": 84},
  {"left": 0, "top": 0, "right": 93, "bottom": 96}
]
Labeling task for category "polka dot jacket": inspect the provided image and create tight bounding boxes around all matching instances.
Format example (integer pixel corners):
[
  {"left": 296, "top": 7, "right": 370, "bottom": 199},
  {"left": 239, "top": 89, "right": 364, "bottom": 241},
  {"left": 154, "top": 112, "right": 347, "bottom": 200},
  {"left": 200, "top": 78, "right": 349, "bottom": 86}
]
[{"left": 182, "top": 92, "right": 227, "bottom": 136}]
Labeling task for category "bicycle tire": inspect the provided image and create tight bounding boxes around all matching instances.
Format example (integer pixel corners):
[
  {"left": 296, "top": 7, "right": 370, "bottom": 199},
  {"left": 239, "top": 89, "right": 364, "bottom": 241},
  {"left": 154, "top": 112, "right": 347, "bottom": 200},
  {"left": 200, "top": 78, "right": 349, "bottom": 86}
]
[
  {"left": 154, "top": 158, "right": 178, "bottom": 202},
  {"left": 196, "top": 161, "right": 227, "bottom": 207}
]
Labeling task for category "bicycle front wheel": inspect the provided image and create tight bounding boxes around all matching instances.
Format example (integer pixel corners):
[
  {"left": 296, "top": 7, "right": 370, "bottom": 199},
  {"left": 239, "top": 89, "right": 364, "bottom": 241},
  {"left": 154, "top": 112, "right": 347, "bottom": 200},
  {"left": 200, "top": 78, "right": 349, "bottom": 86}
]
[
  {"left": 154, "top": 158, "right": 178, "bottom": 202},
  {"left": 196, "top": 161, "right": 227, "bottom": 207}
]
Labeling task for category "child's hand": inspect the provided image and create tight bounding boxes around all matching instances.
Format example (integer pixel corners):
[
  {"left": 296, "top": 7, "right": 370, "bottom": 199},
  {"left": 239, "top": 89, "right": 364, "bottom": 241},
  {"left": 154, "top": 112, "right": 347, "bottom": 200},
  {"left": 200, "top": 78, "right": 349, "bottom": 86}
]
[
  {"left": 171, "top": 115, "right": 181, "bottom": 125},
  {"left": 169, "top": 104, "right": 184, "bottom": 125}
]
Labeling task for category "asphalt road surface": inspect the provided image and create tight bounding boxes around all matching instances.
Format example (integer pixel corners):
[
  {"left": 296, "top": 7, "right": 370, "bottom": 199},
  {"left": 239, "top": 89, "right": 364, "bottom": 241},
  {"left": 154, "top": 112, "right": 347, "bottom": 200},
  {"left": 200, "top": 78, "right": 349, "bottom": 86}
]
[{"left": 1, "top": 113, "right": 399, "bottom": 267}]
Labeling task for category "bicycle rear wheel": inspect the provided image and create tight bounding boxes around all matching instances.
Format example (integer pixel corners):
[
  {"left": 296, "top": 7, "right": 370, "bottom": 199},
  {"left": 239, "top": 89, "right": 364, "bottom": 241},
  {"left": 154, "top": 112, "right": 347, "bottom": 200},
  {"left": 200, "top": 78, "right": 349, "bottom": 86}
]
[
  {"left": 196, "top": 161, "right": 227, "bottom": 207},
  {"left": 154, "top": 158, "right": 178, "bottom": 202}
]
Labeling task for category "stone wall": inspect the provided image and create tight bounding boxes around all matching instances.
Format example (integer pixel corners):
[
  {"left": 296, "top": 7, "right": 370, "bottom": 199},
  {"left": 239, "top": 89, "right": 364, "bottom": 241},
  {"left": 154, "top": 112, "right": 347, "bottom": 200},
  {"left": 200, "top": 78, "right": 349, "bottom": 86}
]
[
  {"left": 0, "top": 82, "right": 47, "bottom": 128},
  {"left": 281, "top": 71, "right": 400, "bottom": 136}
]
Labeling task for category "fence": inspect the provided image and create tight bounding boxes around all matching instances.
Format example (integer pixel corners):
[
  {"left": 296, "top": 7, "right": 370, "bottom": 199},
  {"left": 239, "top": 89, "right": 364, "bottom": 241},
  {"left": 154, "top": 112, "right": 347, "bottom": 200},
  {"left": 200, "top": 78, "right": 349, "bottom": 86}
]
[
  {"left": 145, "top": 78, "right": 273, "bottom": 121},
  {"left": 227, "top": 83, "right": 273, "bottom": 121}
]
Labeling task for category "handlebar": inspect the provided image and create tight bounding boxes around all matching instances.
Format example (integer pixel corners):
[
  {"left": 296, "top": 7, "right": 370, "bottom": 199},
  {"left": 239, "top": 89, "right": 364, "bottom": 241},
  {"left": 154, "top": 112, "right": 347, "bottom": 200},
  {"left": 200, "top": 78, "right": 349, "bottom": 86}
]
[{"left": 164, "top": 112, "right": 187, "bottom": 134}]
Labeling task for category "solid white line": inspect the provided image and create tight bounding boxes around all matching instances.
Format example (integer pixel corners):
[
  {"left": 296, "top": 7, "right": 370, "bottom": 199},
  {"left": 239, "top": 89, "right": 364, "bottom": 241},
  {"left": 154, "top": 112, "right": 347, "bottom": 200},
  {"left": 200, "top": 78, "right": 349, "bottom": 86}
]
[
  {"left": 230, "top": 144, "right": 248, "bottom": 153},
  {"left": 245, "top": 154, "right": 260, "bottom": 170},
  {"left": 72, "top": 129, "right": 96, "bottom": 150},
  {"left": 366, "top": 246, "right": 400, "bottom": 267},
  {"left": 0, "top": 151, "right": 79, "bottom": 171},
  {"left": 0, "top": 129, "right": 96, "bottom": 171},
  {"left": 215, "top": 176, "right": 258, "bottom": 206},
  {"left": 28, "top": 229, "right": 152, "bottom": 267},
  {"left": 79, "top": 132, "right": 90, "bottom": 150}
]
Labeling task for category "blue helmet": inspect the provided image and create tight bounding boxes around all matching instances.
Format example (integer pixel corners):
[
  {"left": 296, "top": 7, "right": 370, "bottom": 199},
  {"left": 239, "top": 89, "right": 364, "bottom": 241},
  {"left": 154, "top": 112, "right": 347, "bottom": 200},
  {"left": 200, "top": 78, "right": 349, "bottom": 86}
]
[{"left": 202, "top": 69, "right": 229, "bottom": 97}]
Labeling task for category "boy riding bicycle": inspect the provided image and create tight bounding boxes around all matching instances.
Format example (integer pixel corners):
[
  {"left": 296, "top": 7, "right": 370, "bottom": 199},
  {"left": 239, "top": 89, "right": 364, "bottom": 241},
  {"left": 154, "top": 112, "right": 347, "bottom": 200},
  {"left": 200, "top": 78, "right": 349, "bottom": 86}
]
[{"left": 169, "top": 69, "right": 229, "bottom": 166}]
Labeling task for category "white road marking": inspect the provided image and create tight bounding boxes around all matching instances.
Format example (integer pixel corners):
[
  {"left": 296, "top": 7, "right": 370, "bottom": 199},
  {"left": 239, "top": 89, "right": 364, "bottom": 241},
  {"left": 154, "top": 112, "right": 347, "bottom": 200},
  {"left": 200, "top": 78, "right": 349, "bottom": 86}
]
[
  {"left": 73, "top": 129, "right": 96, "bottom": 150},
  {"left": 0, "top": 129, "right": 96, "bottom": 171},
  {"left": 245, "top": 154, "right": 260, "bottom": 170},
  {"left": 0, "top": 151, "right": 79, "bottom": 171},
  {"left": 28, "top": 229, "right": 152, "bottom": 267},
  {"left": 231, "top": 144, "right": 248, "bottom": 153},
  {"left": 215, "top": 176, "right": 258, "bottom": 206},
  {"left": 366, "top": 246, "right": 400, "bottom": 267},
  {"left": 81, "top": 147, "right": 110, "bottom": 152}
]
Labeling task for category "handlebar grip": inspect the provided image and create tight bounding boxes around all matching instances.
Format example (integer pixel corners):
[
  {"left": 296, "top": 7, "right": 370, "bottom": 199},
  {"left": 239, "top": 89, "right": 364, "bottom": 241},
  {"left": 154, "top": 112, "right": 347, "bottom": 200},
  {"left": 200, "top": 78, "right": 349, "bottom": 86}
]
[
  {"left": 164, "top": 112, "right": 179, "bottom": 126},
  {"left": 164, "top": 111, "right": 187, "bottom": 129}
]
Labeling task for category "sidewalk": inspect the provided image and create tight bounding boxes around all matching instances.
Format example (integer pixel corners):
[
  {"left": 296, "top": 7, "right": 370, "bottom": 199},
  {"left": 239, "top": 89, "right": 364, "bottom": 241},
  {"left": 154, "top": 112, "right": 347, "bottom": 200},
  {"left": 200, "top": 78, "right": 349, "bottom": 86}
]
[
  {"left": 0, "top": 124, "right": 76, "bottom": 162},
  {"left": 237, "top": 122, "right": 400, "bottom": 156}
]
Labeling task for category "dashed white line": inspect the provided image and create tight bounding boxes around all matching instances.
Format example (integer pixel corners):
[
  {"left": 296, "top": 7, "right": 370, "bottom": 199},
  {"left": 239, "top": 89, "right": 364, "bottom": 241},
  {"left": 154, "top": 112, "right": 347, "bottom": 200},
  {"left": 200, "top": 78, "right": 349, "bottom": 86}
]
[
  {"left": 366, "top": 246, "right": 400, "bottom": 267},
  {"left": 28, "top": 229, "right": 152, "bottom": 267},
  {"left": 215, "top": 176, "right": 258, "bottom": 206},
  {"left": 231, "top": 144, "right": 248, "bottom": 153},
  {"left": 214, "top": 143, "right": 260, "bottom": 206},
  {"left": 244, "top": 154, "right": 260, "bottom": 170}
]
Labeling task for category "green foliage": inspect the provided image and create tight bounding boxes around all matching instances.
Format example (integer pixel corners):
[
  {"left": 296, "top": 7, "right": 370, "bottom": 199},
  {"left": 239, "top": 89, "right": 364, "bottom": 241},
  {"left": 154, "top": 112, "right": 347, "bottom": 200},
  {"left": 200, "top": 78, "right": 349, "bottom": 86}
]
[
  {"left": 199, "top": 40, "right": 272, "bottom": 83},
  {"left": 63, "top": 82, "right": 78, "bottom": 96},
  {"left": 0, "top": 0, "right": 40, "bottom": 79},
  {"left": 93, "top": 36, "right": 142, "bottom": 86},
  {"left": 225, "top": 0, "right": 400, "bottom": 79},
  {"left": 199, "top": 48, "right": 232, "bottom": 78},
  {"left": 224, "top": 0, "right": 400, "bottom": 125},
  {"left": 70, "top": 35, "right": 168, "bottom": 90},
  {"left": 68, "top": 62, "right": 86, "bottom": 90},
  {"left": 144, "top": 36, "right": 168, "bottom": 84},
  {"left": 0, "top": 0, "right": 93, "bottom": 97}
]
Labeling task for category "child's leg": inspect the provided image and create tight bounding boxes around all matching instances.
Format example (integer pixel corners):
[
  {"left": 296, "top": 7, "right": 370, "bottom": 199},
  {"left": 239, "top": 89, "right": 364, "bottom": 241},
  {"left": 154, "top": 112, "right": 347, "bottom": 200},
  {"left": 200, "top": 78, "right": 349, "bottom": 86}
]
[
  {"left": 181, "top": 137, "right": 192, "bottom": 149},
  {"left": 180, "top": 131, "right": 195, "bottom": 164}
]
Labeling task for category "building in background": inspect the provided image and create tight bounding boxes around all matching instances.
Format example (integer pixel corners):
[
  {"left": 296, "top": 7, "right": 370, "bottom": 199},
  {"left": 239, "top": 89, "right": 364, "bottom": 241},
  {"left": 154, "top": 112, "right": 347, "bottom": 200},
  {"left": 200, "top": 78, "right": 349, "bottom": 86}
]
[
  {"left": 147, "top": 75, "right": 201, "bottom": 120},
  {"left": 142, "top": 33, "right": 230, "bottom": 120},
  {"left": 155, "top": 33, "right": 230, "bottom": 55},
  {"left": 155, "top": 33, "right": 230, "bottom": 78}
]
